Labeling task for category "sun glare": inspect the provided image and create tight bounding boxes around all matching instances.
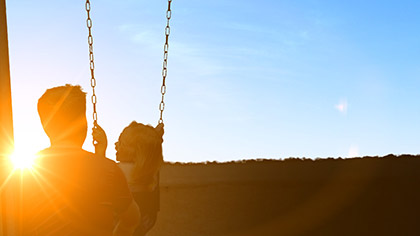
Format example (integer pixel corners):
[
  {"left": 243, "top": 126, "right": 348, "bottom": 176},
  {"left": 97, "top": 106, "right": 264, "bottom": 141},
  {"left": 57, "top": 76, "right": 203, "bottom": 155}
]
[{"left": 9, "top": 149, "right": 38, "bottom": 170}]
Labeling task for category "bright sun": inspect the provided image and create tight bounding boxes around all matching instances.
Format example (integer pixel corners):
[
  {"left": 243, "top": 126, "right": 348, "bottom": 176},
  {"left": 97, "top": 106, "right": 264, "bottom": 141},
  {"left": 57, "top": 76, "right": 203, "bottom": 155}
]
[{"left": 9, "top": 149, "right": 38, "bottom": 170}]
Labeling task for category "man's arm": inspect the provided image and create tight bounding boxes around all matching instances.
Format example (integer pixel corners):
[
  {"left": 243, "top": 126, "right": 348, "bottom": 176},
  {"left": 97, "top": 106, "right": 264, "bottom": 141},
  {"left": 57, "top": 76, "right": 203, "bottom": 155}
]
[
  {"left": 110, "top": 161, "right": 140, "bottom": 236},
  {"left": 113, "top": 200, "right": 140, "bottom": 236}
]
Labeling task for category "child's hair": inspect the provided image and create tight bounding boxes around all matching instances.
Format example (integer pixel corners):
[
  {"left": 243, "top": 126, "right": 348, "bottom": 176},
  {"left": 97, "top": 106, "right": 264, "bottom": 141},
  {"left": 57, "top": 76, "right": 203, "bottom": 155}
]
[{"left": 116, "top": 121, "right": 164, "bottom": 190}]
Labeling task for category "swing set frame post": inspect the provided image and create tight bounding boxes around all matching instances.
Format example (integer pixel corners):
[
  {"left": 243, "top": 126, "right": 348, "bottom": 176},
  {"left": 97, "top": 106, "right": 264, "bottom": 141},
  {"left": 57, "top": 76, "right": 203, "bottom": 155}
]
[
  {"left": 0, "top": 0, "right": 13, "bottom": 158},
  {"left": 0, "top": 1, "right": 17, "bottom": 235}
]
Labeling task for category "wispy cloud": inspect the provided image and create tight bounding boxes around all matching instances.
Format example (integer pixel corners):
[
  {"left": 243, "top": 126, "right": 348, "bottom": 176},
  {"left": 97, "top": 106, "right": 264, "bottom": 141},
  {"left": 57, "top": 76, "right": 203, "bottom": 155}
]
[
  {"left": 117, "top": 24, "right": 160, "bottom": 47},
  {"left": 131, "top": 31, "right": 157, "bottom": 45},
  {"left": 225, "top": 22, "right": 312, "bottom": 47},
  {"left": 118, "top": 24, "right": 134, "bottom": 32}
]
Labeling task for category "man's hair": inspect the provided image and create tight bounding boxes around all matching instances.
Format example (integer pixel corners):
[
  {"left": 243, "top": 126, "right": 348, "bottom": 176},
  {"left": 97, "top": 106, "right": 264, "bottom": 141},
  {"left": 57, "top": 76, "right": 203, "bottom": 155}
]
[
  {"left": 38, "top": 84, "right": 87, "bottom": 142},
  {"left": 116, "top": 121, "right": 164, "bottom": 191}
]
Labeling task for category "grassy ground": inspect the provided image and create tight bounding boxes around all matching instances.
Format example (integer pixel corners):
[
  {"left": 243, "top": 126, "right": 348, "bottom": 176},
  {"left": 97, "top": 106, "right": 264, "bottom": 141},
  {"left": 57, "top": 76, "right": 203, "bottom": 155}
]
[{"left": 149, "top": 155, "right": 420, "bottom": 236}]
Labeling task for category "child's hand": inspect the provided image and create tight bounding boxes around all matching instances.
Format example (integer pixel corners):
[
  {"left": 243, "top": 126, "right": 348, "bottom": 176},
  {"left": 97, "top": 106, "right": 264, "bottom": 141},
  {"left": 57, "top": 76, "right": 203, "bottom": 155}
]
[
  {"left": 155, "top": 123, "right": 164, "bottom": 137},
  {"left": 92, "top": 123, "right": 108, "bottom": 157}
]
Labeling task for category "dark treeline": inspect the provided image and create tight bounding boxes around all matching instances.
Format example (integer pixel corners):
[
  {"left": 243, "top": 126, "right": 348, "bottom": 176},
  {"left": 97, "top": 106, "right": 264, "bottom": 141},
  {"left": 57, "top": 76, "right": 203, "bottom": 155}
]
[{"left": 151, "top": 155, "right": 420, "bottom": 236}]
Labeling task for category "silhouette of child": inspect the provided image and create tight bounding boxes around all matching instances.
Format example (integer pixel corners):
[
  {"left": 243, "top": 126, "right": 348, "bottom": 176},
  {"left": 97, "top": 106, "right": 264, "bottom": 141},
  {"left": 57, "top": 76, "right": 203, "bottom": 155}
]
[{"left": 93, "top": 122, "right": 164, "bottom": 236}]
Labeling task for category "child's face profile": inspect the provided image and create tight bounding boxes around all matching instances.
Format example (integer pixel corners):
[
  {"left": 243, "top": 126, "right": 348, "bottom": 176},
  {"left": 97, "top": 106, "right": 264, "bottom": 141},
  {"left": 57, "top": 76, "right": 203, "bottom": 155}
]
[{"left": 115, "top": 141, "right": 120, "bottom": 156}]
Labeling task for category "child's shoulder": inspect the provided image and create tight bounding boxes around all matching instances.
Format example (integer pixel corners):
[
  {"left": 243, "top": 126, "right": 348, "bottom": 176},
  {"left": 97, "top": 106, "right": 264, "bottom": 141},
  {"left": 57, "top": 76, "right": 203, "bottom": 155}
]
[
  {"left": 117, "top": 161, "right": 135, "bottom": 172},
  {"left": 117, "top": 161, "right": 135, "bottom": 166}
]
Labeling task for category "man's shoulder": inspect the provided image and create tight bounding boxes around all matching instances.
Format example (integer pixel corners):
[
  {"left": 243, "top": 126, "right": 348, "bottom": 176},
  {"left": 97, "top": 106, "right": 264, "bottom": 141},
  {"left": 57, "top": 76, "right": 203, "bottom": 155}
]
[
  {"left": 36, "top": 147, "right": 117, "bottom": 168},
  {"left": 78, "top": 149, "right": 119, "bottom": 170},
  {"left": 92, "top": 154, "right": 119, "bottom": 168}
]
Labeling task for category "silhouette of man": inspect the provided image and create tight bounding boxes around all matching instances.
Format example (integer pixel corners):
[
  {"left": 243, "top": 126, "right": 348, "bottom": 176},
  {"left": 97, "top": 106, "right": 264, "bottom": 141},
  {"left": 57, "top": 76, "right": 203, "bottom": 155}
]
[{"left": 21, "top": 84, "right": 139, "bottom": 236}]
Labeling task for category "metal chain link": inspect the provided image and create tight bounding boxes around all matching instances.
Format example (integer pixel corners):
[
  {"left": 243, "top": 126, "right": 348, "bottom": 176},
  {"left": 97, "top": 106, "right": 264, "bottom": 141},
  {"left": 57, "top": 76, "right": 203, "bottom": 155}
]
[
  {"left": 159, "top": 0, "right": 172, "bottom": 124},
  {"left": 85, "top": 1, "right": 170, "bottom": 127},
  {"left": 86, "top": 0, "right": 98, "bottom": 144}
]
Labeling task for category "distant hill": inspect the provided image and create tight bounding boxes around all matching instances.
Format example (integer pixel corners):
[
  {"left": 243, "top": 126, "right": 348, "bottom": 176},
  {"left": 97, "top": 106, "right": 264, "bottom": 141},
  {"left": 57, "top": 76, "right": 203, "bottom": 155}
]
[{"left": 150, "top": 155, "right": 420, "bottom": 236}]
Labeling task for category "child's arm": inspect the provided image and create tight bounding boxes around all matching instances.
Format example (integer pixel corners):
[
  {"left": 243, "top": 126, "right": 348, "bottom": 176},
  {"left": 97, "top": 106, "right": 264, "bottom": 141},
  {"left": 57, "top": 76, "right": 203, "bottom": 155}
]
[
  {"left": 92, "top": 123, "right": 108, "bottom": 157},
  {"left": 155, "top": 123, "right": 164, "bottom": 138}
]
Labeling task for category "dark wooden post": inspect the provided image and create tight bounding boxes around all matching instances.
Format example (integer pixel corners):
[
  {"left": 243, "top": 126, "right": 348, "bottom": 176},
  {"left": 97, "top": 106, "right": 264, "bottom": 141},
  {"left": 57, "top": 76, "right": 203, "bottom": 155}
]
[
  {"left": 0, "top": 0, "right": 15, "bottom": 235},
  {"left": 0, "top": 0, "right": 13, "bottom": 153}
]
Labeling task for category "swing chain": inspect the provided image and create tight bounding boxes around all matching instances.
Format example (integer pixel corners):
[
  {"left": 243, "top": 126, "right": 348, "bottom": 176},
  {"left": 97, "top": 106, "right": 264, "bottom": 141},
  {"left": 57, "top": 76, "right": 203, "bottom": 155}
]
[
  {"left": 159, "top": 0, "right": 172, "bottom": 124},
  {"left": 85, "top": 0, "right": 98, "bottom": 130}
]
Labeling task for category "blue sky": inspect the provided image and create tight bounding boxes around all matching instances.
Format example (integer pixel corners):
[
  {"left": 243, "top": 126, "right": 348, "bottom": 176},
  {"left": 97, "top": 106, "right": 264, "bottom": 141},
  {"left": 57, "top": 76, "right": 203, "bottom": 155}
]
[{"left": 5, "top": 0, "right": 420, "bottom": 162}]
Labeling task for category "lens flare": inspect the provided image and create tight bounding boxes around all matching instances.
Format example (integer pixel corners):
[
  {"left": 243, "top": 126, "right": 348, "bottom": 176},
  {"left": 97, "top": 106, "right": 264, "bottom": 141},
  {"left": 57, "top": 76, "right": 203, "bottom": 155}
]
[
  {"left": 9, "top": 149, "right": 38, "bottom": 170},
  {"left": 335, "top": 99, "right": 348, "bottom": 115}
]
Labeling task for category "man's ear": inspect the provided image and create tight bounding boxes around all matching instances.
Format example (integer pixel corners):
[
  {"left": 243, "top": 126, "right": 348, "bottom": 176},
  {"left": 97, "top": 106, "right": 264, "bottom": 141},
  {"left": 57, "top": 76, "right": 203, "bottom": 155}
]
[{"left": 155, "top": 123, "right": 164, "bottom": 137}]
